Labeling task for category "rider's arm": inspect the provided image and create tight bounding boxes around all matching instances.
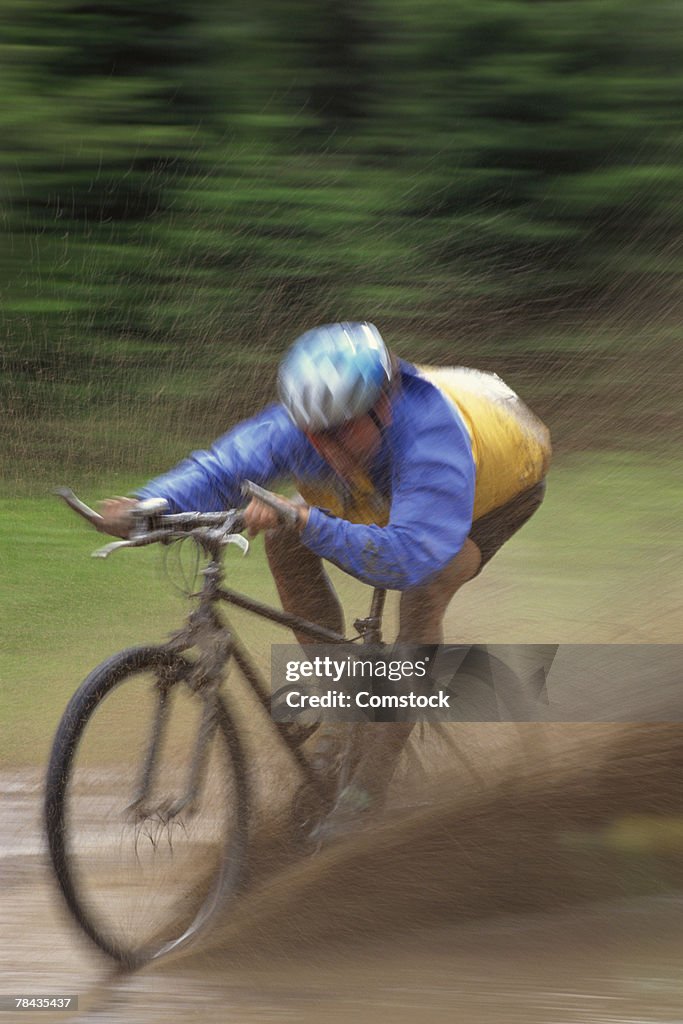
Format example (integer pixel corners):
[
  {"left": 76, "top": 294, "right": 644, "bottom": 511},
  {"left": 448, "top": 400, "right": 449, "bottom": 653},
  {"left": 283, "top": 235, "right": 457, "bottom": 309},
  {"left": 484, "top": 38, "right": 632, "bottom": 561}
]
[
  {"left": 300, "top": 397, "right": 477, "bottom": 591},
  {"left": 134, "top": 405, "right": 313, "bottom": 512}
]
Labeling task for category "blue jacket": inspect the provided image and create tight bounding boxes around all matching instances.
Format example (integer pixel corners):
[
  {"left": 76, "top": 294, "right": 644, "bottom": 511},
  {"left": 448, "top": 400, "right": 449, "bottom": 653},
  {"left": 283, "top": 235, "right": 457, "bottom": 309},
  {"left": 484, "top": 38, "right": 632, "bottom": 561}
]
[{"left": 136, "top": 362, "right": 476, "bottom": 590}]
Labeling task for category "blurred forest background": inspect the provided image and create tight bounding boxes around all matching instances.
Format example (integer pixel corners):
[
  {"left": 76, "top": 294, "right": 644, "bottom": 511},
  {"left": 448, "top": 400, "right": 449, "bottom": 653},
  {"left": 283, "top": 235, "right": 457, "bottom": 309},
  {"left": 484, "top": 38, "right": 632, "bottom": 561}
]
[{"left": 1, "top": 0, "right": 681, "bottom": 491}]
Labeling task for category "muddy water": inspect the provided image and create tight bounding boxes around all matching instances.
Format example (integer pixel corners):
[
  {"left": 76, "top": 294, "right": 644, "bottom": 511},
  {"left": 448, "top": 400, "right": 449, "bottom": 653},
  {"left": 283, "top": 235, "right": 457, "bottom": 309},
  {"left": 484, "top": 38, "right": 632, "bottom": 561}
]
[{"left": 4, "top": 723, "right": 683, "bottom": 1024}]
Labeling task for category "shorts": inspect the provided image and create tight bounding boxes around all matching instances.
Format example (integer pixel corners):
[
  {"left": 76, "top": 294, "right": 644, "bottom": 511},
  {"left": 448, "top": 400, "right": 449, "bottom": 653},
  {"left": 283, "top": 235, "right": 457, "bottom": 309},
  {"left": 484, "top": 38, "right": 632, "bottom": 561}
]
[{"left": 468, "top": 479, "right": 547, "bottom": 569}]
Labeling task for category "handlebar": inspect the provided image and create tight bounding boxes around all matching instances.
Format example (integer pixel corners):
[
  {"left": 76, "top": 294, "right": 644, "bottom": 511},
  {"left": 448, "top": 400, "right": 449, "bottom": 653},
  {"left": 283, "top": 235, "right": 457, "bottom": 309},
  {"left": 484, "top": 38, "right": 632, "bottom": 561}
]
[
  {"left": 55, "top": 487, "right": 248, "bottom": 559},
  {"left": 55, "top": 479, "right": 300, "bottom": 561}
]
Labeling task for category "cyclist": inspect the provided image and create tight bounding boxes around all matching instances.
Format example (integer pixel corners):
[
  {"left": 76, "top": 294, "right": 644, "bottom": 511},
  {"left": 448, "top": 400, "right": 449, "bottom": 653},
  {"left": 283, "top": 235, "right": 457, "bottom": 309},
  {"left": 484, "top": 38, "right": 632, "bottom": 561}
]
[{"left": 99, "top": 321, "right": 551, "bottom": 838}]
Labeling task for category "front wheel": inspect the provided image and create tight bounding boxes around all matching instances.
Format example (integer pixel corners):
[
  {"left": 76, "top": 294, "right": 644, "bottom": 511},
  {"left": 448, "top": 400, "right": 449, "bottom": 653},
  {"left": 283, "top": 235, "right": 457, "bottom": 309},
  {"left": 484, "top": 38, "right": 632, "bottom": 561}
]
[{"left": 45, "top": 646, "right": 249, "bottom": 968}]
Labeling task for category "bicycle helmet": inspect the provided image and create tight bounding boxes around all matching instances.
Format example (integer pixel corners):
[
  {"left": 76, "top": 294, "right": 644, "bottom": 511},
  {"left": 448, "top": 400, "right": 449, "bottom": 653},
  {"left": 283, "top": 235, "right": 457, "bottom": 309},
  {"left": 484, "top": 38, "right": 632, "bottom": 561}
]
[{"left": 278, "top": 321, "right": 392, "bottom": 432}]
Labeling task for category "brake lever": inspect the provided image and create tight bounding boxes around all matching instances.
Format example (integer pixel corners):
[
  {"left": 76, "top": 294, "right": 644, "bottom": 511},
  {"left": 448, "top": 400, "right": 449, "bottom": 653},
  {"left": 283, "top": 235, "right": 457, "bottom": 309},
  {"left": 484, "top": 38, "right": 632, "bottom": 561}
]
[
  {"left": 92, "top": 539, "right": 136, "bottom": 560},
  {"left": 92, "top": 530, "right": 171, "bottom": 559},
  {"left": 130, "top": 498, "right": 170, "bottom": 536},
  {"left": 219, "top": 532, "right": 249, "bottom": 556}
]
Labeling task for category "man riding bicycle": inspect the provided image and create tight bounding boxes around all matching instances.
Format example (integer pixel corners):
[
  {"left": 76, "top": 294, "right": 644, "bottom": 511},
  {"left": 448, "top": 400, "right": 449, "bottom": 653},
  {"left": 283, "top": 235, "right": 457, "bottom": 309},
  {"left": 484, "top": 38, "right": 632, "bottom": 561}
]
[{"left": 100, "top": 321, "right": 551, "bottom": 838}]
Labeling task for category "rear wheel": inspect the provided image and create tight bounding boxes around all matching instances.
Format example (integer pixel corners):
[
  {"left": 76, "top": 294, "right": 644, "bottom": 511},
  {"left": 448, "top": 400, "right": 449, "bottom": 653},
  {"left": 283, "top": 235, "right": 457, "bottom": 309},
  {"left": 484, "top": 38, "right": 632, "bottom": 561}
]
[{"left": 45, "top": 646, "right": 249, "bottom": 968}]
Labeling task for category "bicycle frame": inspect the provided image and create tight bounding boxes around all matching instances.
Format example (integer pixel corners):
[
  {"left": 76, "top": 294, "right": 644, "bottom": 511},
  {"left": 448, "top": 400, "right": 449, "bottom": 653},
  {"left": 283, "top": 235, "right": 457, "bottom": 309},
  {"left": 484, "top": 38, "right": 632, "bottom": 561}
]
[
  {"left": 54, "top": 488, "right": 388, "bottom": 812},
  {"left": 159, "top": 527, "right": 387, "bottom": 799}
]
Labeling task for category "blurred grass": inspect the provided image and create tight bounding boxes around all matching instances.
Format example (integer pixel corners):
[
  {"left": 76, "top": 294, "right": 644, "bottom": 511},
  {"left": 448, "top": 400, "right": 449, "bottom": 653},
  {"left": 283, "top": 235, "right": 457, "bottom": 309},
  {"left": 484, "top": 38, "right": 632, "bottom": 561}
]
[{"left": 1, "top": 451, "right": 680, "bottom": 765}]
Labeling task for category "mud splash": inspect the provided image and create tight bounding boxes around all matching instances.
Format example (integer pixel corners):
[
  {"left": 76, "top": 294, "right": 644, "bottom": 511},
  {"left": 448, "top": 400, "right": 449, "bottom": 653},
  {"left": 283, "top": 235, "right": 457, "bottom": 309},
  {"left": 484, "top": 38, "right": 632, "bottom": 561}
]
[
  {"left": 181, "top": 723, "right": 683, "bottom": 968},
  {"left": 6, "top": 723, "right": 683, "bottom": 1023}
]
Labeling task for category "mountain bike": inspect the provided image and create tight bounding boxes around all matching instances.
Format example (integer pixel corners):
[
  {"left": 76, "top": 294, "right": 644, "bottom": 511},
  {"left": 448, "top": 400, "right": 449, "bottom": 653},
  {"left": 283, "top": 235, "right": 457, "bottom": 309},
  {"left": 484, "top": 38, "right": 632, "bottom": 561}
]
[
  {"left": 45, "top": 484, "right": 394, "bottom": 969},
  {"left": 46, "top": 484, "right": 529, "bottom": 970}
]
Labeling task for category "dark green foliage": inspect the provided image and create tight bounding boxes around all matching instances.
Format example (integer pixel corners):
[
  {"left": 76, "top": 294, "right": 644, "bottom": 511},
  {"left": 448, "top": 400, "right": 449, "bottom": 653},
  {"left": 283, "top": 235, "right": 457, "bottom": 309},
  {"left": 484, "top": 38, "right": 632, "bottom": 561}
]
[{"left": 1, "top": 0, "right": 681, "bottom": 478}]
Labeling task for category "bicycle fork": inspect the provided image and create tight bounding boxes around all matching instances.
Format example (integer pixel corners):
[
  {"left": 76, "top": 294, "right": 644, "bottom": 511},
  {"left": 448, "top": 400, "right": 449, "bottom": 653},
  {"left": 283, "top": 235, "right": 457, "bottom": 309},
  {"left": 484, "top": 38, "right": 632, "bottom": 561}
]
[{"left": 125, "top": 659, "right": 225, "bottom": 823}]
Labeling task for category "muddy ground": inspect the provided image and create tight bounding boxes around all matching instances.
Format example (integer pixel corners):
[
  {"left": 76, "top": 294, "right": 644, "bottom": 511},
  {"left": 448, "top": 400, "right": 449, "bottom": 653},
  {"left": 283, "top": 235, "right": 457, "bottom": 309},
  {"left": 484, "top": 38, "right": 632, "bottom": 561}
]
[{"left": 4, "top": 713, "right": 683, "bottom": 1024}]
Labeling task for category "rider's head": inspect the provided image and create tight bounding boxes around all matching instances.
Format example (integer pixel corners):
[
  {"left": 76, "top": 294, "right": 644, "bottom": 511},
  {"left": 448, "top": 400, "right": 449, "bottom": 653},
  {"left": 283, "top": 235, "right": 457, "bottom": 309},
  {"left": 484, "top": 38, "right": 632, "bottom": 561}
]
[
  {"left": 278, "top": 321, "right": 393, "bottom": 430},
  {"left": 278, "top": 322, "right": 394, "bottom": 470}
]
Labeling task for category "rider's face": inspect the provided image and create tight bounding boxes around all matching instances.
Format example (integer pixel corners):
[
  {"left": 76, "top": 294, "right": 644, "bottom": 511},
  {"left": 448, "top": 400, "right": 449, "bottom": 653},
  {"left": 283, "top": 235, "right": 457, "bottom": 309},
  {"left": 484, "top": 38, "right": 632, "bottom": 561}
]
[{"left": 307, "top": 396, "right": 391, "bottom": 479}]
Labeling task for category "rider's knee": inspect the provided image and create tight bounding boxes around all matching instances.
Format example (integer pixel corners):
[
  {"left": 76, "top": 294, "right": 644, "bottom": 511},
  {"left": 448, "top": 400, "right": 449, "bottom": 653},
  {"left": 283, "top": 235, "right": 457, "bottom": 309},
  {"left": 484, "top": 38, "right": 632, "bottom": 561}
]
[
  {"left": 453, "top": 537, "right": 483, "bottom": 582},
  {"left": 397, "top": 539, "right": 482, "bottom": 643}
]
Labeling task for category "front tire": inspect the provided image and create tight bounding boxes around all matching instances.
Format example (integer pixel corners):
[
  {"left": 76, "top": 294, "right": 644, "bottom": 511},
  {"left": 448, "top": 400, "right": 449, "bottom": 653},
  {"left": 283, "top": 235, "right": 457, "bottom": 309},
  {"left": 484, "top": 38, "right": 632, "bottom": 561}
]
[{"left": 45, "top": 646, "right": 249, "bottom": 968}]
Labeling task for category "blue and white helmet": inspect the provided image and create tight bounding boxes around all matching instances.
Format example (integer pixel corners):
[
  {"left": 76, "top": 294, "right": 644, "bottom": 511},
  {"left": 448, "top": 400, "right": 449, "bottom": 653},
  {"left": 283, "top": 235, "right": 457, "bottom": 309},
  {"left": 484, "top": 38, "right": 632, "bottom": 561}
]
[{"left": 278, "top": 321, "right": 392, "bottom": 432}]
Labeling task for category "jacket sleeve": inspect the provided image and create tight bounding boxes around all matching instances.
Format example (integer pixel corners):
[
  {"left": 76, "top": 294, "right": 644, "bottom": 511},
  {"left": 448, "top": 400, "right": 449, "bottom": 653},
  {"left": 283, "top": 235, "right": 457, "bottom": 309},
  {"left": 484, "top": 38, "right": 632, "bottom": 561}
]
[
  {"left": 135, "top": 405, "right": 310, "bottom": 512},
  {"left": 300, "top": 399, "right": 476, "bottom": 590}
]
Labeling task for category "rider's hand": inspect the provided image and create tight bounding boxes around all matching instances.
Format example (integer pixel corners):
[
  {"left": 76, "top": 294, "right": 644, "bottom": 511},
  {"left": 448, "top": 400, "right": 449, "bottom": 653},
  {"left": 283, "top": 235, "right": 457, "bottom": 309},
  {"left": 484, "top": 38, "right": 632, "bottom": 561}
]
[
  {"left": 97, "top": 497, "right": 140, "bottom": 538},
  {"left": 244, "top": 494, "right": 309, "bottom": 537}
]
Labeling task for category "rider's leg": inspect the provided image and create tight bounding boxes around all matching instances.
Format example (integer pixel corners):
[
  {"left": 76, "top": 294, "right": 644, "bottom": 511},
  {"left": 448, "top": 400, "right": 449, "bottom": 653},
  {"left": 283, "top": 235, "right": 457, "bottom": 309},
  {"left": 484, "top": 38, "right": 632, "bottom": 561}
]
[
  {"left": 316, "top": 483, "right": 548, "bottom": 834},
  {"left": 340, "top": 482, "right": 548, "bottom": 816},
  {"left": 265, "top": 525, "right": 350, "bottom": 796},
  {"left": 331, "top": 538, "right": 483, "bottom": 812},
  {"left": 264, "top": 525, "right": 344, "bottom": 643}
]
